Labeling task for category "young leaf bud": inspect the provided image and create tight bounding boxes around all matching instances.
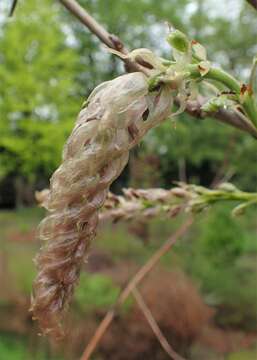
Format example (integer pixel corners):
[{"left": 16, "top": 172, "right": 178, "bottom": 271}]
[
  {"left": 167, "top": 30, "right": 190, "bottom": 53},
  {"left": 201, "top": 95, "right": 235, "bottom": 113},
  {"left": 218, "top": 183, "right": 238, "bottom": 192}
]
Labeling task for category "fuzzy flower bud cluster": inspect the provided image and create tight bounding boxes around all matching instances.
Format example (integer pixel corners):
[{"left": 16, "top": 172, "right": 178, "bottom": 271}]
[
  {"left": 31, "top": 71, "right": 172, "bottom": 337},
  {"left": 101, "top": 183, "right": 257, "bottom": 223}
]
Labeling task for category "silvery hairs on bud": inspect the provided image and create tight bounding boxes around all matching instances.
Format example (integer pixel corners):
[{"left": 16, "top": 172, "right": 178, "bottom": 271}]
[{"left": 31, "top": 71, "right": 173, "bottom": 337}]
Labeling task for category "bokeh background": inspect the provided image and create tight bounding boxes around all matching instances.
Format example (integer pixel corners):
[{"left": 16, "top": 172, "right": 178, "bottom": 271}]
[{"left": 0, "top": 0, "right": 257, "bottom": 359}]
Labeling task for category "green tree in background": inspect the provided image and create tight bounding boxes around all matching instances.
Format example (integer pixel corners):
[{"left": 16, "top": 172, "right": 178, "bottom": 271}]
[{"left": 0, "top": 0, "right": 79, "bottom": 205}]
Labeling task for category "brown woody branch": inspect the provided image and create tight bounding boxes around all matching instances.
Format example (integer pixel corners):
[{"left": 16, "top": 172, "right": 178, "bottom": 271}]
[
  {"left": 59, "top": 0, "right": 122, "bottom": 49},
  {"left": 58, "top": 0, "right": 141, "bottom": 72},
  {"left": 184, "top": 98, "right": 257, "bottom": 138}
]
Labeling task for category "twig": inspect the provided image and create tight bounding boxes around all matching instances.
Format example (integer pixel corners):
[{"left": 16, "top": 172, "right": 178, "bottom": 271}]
[
  {"left": 58, "top": 0, "right": 140, "bottom": 72},
  {"left": 246, "top": 0, "right": 257, "bottom": 10},
  {"left": 132, "top": 287, "right": 186, "bottom": 360},
  {"left": 9, "top": 0, "right": 18, "bottom": 16},
  {"left": 80, "top": 218, "right": 193, "bottom": 360},
  {"left": 184, "top": 98, "right": 257, "bottom": 138},
  {"left": 213, "top": 108, "right": 257, "bottom": 138},
  {"left": 59, "top": 0, "right": 123, "bottom": 49}
]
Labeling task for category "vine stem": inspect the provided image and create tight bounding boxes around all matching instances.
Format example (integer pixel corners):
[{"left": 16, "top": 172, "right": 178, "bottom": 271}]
[{"left": 80, "top": 217, "right": 193, "bottom": 360}]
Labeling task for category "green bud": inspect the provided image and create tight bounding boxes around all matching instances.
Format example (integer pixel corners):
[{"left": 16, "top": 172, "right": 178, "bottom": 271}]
[
  {"left": 201, "top": 95, "right": 235, "bottom": 113},
  {"left": 167, "top": 30, "right": 189, "bottom": 53},
  {"left": 232, "top": 203, "right": 247, "bottom": 217},
  {"left": 192, "top": 41, "right": 207, "bottom": 61},
  {"left": 218, "top": 183, "right": 238, "bottom": 192},
  {"left": 148, "top": 76, "right": 161, "bottom": 92},
  {"left": 201, "top": 98, "right": 219, "bottom": 113},
  {"left": 232, "top": 200, "right": 257, "bottom": 217},
  {"left": 189, "top": 199, "right": 207, "bottom": 213}
]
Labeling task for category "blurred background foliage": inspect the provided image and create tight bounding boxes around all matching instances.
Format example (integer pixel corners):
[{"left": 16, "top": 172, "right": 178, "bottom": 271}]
[
  {"left": 0, "top": 0, "right": 256, "bottom": 359},
  {"left": 0, "top": 0, "right": 257, "bottom": 207}
]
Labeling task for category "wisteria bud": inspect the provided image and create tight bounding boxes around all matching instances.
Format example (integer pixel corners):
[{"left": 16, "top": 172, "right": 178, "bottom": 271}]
[
  {"left": 170, "top": 187, "right": 188, "bottom": 198},
  {"left": 218, "top": 183, "right": 238, "bottom": 192},
  {"left": 167, "top": 30, "right": 190, "bottom": 53},
  {"left": 31, "top": 72, "right": 173, "bottom": 337},
  {"left": 191, "top": 41, "right": 207, "bottom": 61},
  {"left": 232, "top": 203, "right": 247, "bottom": 216},
  {"left": 201, "top": 95, "right": 235, "bottom": 113}
]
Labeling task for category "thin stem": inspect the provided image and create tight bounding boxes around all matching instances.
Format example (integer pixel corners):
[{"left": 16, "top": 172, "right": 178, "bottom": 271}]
[
  {"left": 203, "top": 190, "right": 257, "bottom": 203},
  {"left": 80, "top": 218, "right": 193, "bottom": 360},
  {"left": 187, "top": 65, "right": 240, "bottom": 93},
  {"left": 213, "top": 108, "right": 257, "bottom": 138},
  {"left": 187, "top": 64, "right": 257, "bottom": 127},
  {"left": 132, "top": 287, "right": 186, "bottom": 360},
  {"left": 9, "top": 0, "right": 18, "bottom": 16},
  {"left": 206, "top": 68, "right": 241, "bottom": 94},
  {"left": 59, "top": 0, "right": 122, "bottom": 49},
  {"left": 58, "top": 0, "right": 143, "bottom": 73},
  {"left": 183, "top": 98, "right": 257, "bottom": 138},
  {"left": 246, "top": 0, "right": 257, "bottom": 11}
]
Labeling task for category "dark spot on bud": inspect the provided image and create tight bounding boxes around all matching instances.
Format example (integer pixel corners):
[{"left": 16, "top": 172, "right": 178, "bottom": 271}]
[
  {"left": 220, "top": 90, "right": 236, "bottom": 95},
  {"left": 240, "top": 83, "right": 253, "bottom": 96},
  {"left": 235, "top": 105, "right": 246, "bottom": 115},
  {"left": 240, "top": 83, "right": 248, "bottom": 95},
  {"left": 109, "top": 34, "right": 124, "bottom": 51},
  {"left": 142, "top": 108, "right": 149, "bottom": 121},
  {"left": 198, "top": 64, "right": 206, "bottom": 72},
  {"left": 85, "top": 116, "right": 97, "bottom": 122},
  {"left": 131, "top": 190, "right": 140, "bottom": 199},
  {"left": 135, "top": 55, "right": 154, "bottom": 69}
]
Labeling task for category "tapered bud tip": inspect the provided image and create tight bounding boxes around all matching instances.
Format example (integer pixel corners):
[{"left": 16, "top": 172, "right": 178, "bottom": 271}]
[{"left": 167, "top": 30, "right": 189, "bottom": 53}]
